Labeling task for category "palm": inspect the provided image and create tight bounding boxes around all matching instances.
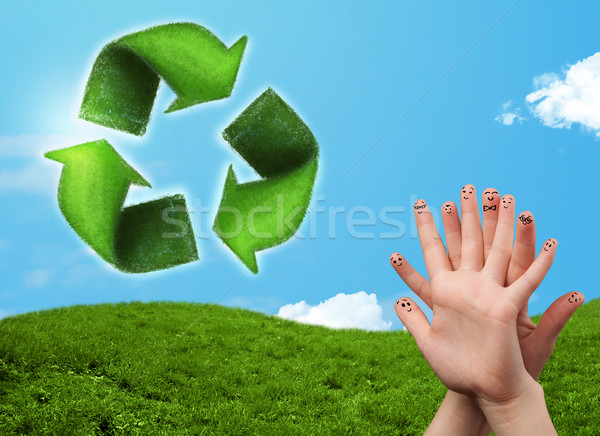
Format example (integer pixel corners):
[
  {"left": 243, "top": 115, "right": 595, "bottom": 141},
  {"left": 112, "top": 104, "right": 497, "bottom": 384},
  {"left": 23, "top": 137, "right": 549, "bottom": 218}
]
[{"left": 423, "top": 270, "right": 526, "bottom": 400}]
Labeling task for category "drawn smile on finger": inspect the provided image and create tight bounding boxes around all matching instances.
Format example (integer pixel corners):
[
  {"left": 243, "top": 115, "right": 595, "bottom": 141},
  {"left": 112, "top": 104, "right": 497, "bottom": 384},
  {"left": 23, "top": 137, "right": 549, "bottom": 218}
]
[
  {"left": 543, "top": 238, "right": 556, "bottom": 251},
  {"left": 397, "top": 298, "right": 412, "bottom": 313},
  {"left": 462, "top": 185, "right": 474, "bottom": 200},
  {"left": 501, "top": 195, "right": 513, "bottom": 209},
  {"left": 568, "top": 292, "right": 581, "bottom": 303},
  {"left": 483, "top": 189, "right": 499, "bottom": 202},
  {"left": 390, "top": 253, "right": 403, "bottom": 267},
  {"left": 443, "top": 203, "right": 454, "bottom": 214},
  {"left": 414, "top": 200, "right": 426, "bottom": 214}
]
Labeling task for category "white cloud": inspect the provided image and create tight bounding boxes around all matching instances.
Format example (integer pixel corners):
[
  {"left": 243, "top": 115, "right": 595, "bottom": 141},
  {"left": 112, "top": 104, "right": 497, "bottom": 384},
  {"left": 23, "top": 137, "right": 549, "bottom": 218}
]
[
  {"left": 277, "top": 291, "right": 392, "bottom": 331},
  {"left": 495, "top": 100, "right": 526, "bottom": 126},
  {"left": 23, "top": 268, "right": 53, "bottom": 289},
  {"left": 525, "top": 52, "right": 600, "bottom": 137},
  {"left": 495, "top": 112, "right": 524, "bottom": 126}
]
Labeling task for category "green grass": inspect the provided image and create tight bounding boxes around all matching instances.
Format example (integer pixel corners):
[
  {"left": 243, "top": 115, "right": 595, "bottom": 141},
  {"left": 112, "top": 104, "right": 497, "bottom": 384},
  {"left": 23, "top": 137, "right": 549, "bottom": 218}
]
[{"left": 0, "top": 299, "right": 598, "bottom": 435}]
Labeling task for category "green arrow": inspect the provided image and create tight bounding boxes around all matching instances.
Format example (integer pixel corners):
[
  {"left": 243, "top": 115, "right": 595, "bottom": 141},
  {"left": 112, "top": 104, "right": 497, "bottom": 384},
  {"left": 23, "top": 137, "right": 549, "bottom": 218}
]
[
  {"left": 45, "top": 139, "right": 198, "bottom": 273},
  {"left": 79, "top": 23, "right": 247, "bottom": 136},
  {"left": 213, "top": 88, "right": 319, "bottom": 273}
]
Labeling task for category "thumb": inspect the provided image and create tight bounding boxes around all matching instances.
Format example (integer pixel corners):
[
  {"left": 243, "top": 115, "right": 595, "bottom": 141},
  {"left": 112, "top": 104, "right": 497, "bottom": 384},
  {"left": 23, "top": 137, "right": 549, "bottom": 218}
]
[
  {"left": 534, "top": 291, "right": 584, "bottom": 359},
  {"left": 395, "top": 297, "right": 431, "bottom": 350}
]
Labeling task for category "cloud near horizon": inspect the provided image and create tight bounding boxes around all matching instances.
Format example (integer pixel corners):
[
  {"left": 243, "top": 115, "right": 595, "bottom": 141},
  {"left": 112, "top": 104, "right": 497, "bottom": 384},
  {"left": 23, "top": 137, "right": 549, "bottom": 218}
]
[
  {"left": 497, "top": 52, "right": 600, "bottom": 137},
  {"left": 277, "top": 291, "right": 392, "bottom": 331}
]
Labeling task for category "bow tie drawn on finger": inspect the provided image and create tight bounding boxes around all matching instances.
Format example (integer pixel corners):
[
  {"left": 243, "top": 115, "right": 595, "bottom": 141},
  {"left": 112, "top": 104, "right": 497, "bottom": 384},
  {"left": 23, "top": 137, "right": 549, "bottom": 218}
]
[{"left": 483, "top": 205, "right": 496, "bottom": 212}]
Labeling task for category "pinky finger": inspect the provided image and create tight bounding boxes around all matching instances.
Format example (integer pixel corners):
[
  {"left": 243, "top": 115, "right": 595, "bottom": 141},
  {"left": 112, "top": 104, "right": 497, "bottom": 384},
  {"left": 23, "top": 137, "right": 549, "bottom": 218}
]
[
  {"left": 535, "top": 291, "right": 585, "bottom": 359},
  {"left": 390, "top": 253, "right": 432, "bottom": 308},
  {"left": 395, "top": 297, "right": 431, "bottom": 348}
]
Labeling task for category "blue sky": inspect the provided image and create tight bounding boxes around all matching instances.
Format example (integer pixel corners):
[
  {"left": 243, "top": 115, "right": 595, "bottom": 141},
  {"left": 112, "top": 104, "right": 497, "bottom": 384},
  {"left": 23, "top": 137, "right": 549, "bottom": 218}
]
[{"left": 1, "top": 1, "right": 599, "bottom": 330}]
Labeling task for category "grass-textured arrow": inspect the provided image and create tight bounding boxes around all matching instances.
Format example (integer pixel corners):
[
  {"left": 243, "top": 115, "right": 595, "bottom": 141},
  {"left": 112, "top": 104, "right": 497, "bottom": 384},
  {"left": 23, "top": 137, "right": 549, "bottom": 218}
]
[
  {"left": 213, "top": 88, "right": 319, "bottom": 273},
  {"left": 45, "top": 139, "right": 198, "bottom": 273},
  {"left": 79, "top": 23, "right": 247, "bottom": 136}
]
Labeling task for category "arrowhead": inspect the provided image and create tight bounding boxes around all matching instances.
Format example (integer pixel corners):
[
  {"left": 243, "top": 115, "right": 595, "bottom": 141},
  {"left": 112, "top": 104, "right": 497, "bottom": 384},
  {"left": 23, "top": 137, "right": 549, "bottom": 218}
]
[
  {"left": 213, "top": 165, "right": 259, "bottom": 274},
  {"left": 226, "top": 35, "right": 248, "bottom": 65},
  {"left": 221, "top": 164, "right": 239, "bottom": 196},
  {"left": 164, "top": 35, "right": 248, "bottom": 114},
  {"left": 233, "top": 245, "right": 259, "bottom": 274},
  {"left": 45, "top": 139, "right": 151, "bottom": 188}
]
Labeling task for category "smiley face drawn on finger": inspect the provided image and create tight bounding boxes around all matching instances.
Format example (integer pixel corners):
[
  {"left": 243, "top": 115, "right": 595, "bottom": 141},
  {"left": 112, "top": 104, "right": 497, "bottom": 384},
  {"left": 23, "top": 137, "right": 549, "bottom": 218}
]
[
  {"left": 482, "top": 188, "right": 499, "bottom": 212},
  {"left": 543, "top": 238, "right": 557, "bottom": 252},
  {"left": 461, "top": 185, "right": 475, "bottom": 200},
  {"left": 442, "top": 203, "right": 454, "bottom": 214},
  {"left": 568, "top": 292, "right": 581, "bottom": 304},
  {"left": 483, "top": 188, "right": 499, "bottom": 203},
  {"left": 396, "top": 298, "right": 412, "bottom": 312},
  {"left": 390, "top": 253, "right": 403, "bottom": 267},
  {"left": 501, "top": 195, "right": 514, "bottom": 209},
  {"left": 414, "top": 200, "right": 427, "bottom": 214}
]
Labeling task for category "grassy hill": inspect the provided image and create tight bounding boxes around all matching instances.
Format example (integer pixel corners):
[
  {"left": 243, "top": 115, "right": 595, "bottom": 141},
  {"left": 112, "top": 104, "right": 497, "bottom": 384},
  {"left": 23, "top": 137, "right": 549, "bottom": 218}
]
[{"left": 0, "top": 299, "right": 598, "bottom": 435}]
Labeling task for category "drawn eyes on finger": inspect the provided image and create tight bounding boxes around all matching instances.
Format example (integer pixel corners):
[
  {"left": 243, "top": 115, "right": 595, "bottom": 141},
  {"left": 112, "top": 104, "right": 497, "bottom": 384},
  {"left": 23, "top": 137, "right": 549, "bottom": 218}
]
[
  {"left": 414, "top": 200, "right": 427, "bottom": 215},
  {"left": 442, "top": 202, "right": 454, "bottom": 214},
  {"left": 501, "top": 195, "right": 514, "bottom": 209},
  {"left": 390, "top": 253, "right": 403, "bottom": 267},
  {"left": 396, "top": 298, "right": 412, "bottom": 312},
  {"left": 482, "top": 188, "right": 499, "bottom": 212},
  {"left": 543, "top": 238, "right": 557, "bottom": 252},
  {"left": 483, "top": 189, "right": 499, "bottom": 203},
  {"left": 519, "top": 213, "right": 533, "bottom": 225},
  {"left": 568, "top": 292, "right": 582, "bottom": 304},
  {"left": 461, "top": 184, "right": 475, "bottom": 200}
]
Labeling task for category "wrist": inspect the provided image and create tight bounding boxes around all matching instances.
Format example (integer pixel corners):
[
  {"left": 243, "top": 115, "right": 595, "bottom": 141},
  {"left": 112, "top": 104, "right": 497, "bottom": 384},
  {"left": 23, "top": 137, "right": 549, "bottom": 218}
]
[
  {"left": 476, "top": 377, "right": 556, "bottom": 436},
  {"left": 425, "top": 390, "right": 488, "bottom": 436}
]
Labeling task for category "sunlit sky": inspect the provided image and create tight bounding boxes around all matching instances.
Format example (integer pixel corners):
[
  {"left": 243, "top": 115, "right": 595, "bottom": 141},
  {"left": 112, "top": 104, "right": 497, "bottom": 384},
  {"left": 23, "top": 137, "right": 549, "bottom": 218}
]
[{"left": 1, "top": 1, "right": 599, "bottom": 330}]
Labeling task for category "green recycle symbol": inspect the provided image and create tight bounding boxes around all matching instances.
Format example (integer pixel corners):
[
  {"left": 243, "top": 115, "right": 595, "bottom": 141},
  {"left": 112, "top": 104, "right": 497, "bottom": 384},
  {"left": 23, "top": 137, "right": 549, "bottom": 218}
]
[{"left": 45, "top": 23, "right": 319, "bottom": 274}]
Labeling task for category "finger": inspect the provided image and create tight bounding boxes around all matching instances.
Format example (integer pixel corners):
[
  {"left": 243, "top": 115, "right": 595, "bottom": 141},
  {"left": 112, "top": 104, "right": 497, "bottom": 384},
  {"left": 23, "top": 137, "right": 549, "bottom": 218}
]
[
  {"left": 483, "top": 194, "right": 515, "bottom": 283},
  {"left": 506, "top": 211, "right": 536, "bottom": 286},
  {"left": 395, "top": 297, "right": 431, "bottom": 349},
  {"left": 414, "top": 199, "right": 452, "bottom": 278},
  {"left": 508, "top": 238, "right": 558, "bottom": 308},
  {"left": 441, "top": 201, "right": 461, "bottom": 270},
  {"left": 533, "top": 291, "right": 585, "bottom": 370},
  {"left": 481, "top": 187, "right": 500, "bottom": 260},
  {"left": 459, "top": 184, "right": 484, "bottom": 270},
  {"left": 390, "top": 253, "right": 433, "bottom": 308}
]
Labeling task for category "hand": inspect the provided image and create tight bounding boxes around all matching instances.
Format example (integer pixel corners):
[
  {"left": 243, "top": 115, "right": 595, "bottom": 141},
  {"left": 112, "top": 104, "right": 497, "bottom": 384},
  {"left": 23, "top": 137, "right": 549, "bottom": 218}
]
[
  {"left": 391, "top": 185, "right": 556, "bottom": 403},
  {"left": 393, "top": 187, "right": 584, "bottom": 383}
]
